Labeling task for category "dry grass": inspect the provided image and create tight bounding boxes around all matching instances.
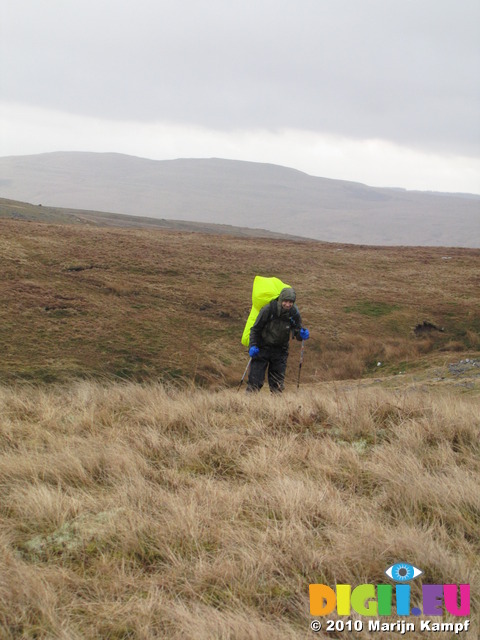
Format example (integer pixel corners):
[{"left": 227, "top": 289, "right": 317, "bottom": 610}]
[
  {"left": 1, "top": 218, "right": 479, "bottom": 386},
  {"left": 0, "top": 381, "right": 478, "bottom": 639},
  {"left": 1, "top": 216, "right": 478, "bottom": 637}
]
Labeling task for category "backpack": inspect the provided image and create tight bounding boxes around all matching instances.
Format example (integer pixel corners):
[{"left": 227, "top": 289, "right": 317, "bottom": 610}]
[{"left": 241, "top": 276, "right": 290, "bottom": 346}]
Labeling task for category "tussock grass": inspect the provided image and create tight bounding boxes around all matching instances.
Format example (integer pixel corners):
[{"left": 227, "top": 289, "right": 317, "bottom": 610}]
[{"left": 0, "top": 381, "right": 478, "bottom": 638}]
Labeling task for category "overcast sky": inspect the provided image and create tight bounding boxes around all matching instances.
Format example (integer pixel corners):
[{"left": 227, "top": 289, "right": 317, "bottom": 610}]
[{"left": 1, "top": 0, "right": 479, "bottom": 193}]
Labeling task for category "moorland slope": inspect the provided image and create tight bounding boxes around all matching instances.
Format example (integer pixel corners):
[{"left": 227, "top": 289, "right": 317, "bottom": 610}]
[
  {"left": 1, "top": 216, "right": 479, "bottom": 386},
  {"left": 1, "top": 214, "right": 479, "bottom": 639},
  {"left": 0, "top": 197, "right": 305, "bottom": 240}
]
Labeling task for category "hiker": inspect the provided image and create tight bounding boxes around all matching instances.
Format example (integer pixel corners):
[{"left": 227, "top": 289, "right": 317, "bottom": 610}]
[{"left": 247, "top": 287, "right": 309, "bottom": 393}]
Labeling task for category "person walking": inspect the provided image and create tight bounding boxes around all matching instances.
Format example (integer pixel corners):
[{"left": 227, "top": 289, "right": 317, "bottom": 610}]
[{"left": 247, "top": 287, "right": 309, "bottom": 393}]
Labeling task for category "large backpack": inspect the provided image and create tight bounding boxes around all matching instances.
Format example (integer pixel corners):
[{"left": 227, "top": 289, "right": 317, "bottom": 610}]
[{"left": 241, "top": 275, "right": 290, "bottom": 347}]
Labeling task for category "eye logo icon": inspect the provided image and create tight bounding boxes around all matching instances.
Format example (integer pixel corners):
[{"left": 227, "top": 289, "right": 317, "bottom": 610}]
[{"left": 385, "top": 563, "right": 423, "bottom": 582}]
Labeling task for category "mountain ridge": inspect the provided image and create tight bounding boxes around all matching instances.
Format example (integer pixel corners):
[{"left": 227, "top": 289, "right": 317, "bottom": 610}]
[{"left": 1, "top": 151, "right": 479, "bottom": 247}]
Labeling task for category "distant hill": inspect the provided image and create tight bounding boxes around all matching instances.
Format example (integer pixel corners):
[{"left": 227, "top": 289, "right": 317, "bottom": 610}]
[
  {"left": 0, "top": 197, "right": 305, "bottom": 241},
  {"left": 0, "top": 151, "right": 479, "bottom": 246}
]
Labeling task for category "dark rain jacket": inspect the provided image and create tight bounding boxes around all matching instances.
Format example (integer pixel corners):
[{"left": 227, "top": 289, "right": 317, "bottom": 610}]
[{"left": 249, "top": 289, "right": 303, "bottom": 351}]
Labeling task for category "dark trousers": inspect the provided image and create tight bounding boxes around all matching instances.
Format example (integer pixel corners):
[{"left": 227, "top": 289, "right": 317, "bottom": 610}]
[{"left": 247, "top": 346, "right": 289, "bottom": 393}]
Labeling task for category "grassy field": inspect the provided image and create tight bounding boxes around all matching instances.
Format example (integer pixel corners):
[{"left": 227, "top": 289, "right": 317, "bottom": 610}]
[
  {"left": 0, "top": 381, "right": 478, "bottom": 639},
  {"left": 0, "top": 217, "right": 479, "bottom": 386},
  {"left": 0, "top": 215, "right": 478, "bottom": 638}
]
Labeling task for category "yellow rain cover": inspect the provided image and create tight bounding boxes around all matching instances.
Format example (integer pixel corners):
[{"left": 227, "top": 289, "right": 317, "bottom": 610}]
[{"left": 241, "top": 276, "right": 290, "bottom": 346}]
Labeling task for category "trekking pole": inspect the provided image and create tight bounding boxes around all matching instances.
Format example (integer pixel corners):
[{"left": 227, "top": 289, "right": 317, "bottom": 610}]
[
  {"left": 297, "top": 340, "right": 305, "bottom": 390},
  {"left": 237, "top": 357, "right": 252, "bottom": 392}
]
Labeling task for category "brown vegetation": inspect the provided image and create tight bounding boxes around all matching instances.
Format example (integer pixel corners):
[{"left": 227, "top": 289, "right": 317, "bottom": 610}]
[
  {"left": 1, "top": 216, "right": 478, "bottom": 638},
  {"left": 0, "top": 381, "right": 478, "bottom": 639},
  {"left": 1, "top": 218, "right": 479, "bottom": 386}
]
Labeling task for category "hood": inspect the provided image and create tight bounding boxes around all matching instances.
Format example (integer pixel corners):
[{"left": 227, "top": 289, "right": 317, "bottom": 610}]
[
  {"left": 277, "top": 287, "right": 296, "bottom": 314},
  {"left": 279, "top": 287, "right": 296, "bottom": 303}
]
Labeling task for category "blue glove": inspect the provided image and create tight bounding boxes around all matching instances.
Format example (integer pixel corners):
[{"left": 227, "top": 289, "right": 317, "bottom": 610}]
[
  {"left": 299, "top": 328, "right": 310, "bottom": 340},
  {"left": 249, "top": 346, "right": 260, "bottom": 358}
]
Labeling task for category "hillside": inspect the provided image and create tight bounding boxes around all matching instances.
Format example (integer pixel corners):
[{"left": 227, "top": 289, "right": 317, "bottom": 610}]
[
  {"left": 1, "top": 152, "right": 479, "bottom": 246},
  {"left": 1, "top": 215, "right": 479, "bottom": 639},
  {"left": 0, "top": 197, "right": 306, "bottom": 241},
  {"left": 1, "top": 216, "right": 479, "bottom": 387}
]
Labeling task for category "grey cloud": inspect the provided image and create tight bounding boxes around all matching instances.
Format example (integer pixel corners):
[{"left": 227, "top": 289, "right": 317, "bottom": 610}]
[{"left": 1, "top": 0, "right": 479, "bottom": 155}]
